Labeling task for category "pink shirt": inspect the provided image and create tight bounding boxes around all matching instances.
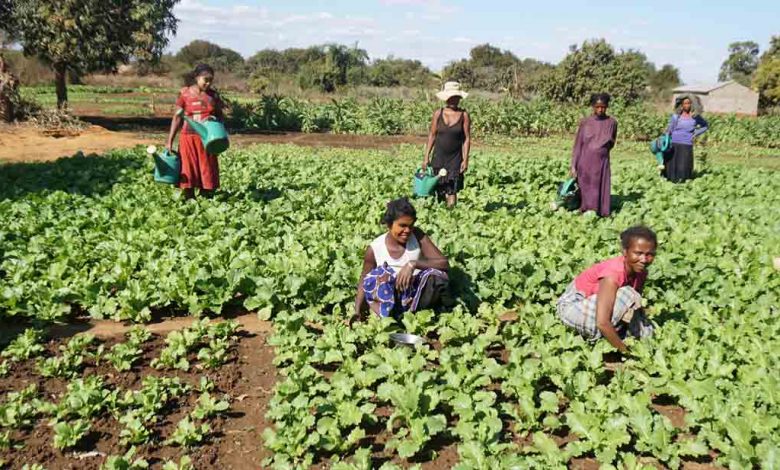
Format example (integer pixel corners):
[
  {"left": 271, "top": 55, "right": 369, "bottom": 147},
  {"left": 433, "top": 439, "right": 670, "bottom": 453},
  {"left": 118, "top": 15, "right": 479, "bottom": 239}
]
[{"left": 574, "top": 255, "right": 646, "bottom": 297}]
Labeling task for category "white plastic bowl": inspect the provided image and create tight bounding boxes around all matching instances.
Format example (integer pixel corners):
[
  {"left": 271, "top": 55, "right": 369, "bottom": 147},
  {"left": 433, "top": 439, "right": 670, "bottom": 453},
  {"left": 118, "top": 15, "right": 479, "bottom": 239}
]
[{"left": 390, "top": 332, "right": 426, "bottom": 346}]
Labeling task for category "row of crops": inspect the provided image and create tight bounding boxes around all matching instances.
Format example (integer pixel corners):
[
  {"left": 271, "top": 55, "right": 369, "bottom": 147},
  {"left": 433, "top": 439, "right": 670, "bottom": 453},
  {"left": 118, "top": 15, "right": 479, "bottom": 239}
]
[
  {"left": 226, "top": 95, "right": 780, "bottom": 147},
  {"left": 0, "top": 320, "right": 241, "bottom": 468},
  {"left": 1, "top": 143, "right": 778, "bottom": 467}
]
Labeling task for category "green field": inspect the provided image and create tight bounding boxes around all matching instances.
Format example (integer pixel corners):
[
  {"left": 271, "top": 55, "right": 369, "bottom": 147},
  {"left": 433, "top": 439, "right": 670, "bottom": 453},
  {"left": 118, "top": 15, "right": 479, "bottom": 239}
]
[{"left": 0, "top": 140, "right": 778, "bottom": 468}]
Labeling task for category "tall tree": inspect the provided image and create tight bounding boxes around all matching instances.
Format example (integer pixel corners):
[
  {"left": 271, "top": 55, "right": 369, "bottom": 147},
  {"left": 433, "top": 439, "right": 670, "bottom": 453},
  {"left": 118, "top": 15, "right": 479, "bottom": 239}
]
[
  {"left": 326, "top": 43, "right": 369, "bottom": 86},
  {"left": 5, "top": 0, "right": 178, "bottom": 108},
  {"left": 297, "top": 43, "right": 368, "bottom": 92},
  {"left": 650, "top": 64, "right": 681, "bottom": 93},
  {"left": 441, "top": 43, "right": 551, "bottom": 95},
  {"left": 442, "top": 59, "right": 477, "bottom": 89},
  {"left": 537, "top": 39, "right": 652, "bottom": 105},
  {"left": 753, "top": 58, "right": 780, "bottom": 107},
  {"left": 367, "top": 57, "right": 435, "bottom": 87},
  {"left": 469, "top": 43, "right": 517, "bottom": 69},
  {"left": 760, "top": 35, "right": 780, "bottom": 62},
  {"left": 606, "top": 49, "right": 653, "bottom": 103},
  {"left": 175, "top": 40, "right": 244, "bottom": 73},
  {"left": 246, "top": 47, "right": 326, "bottom": 75},
  {"left": 718, "top": 41, "right": 760, "bottom": 86},
  {"left": 753, "top": 35, "right": 780, "bottom": 107}
]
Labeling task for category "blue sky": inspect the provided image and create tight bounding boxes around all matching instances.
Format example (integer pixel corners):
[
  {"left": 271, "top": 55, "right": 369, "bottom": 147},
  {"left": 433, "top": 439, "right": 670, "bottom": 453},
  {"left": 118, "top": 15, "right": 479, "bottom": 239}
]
[{"left": 169, "top": 0, "right": 779, "bottom": 84}]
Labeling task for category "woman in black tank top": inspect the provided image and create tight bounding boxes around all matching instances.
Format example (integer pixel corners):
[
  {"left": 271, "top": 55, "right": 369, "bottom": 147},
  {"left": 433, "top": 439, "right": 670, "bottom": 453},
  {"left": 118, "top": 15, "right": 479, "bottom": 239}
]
[{"left": 423, "top": 82, "right": 471, "bottom": 208}]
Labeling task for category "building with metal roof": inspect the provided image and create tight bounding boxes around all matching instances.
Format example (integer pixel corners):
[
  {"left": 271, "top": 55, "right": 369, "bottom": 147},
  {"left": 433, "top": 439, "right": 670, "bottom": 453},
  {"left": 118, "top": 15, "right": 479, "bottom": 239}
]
[{"left": 673, "top": 81, "right": 759, "bottom": 116}]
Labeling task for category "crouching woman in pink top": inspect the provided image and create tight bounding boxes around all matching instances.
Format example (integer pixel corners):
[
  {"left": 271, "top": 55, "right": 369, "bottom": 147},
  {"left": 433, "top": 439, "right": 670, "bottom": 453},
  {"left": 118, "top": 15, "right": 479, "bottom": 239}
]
[{"left": 557, "top": 226, "right": 657, "bottom": 352}]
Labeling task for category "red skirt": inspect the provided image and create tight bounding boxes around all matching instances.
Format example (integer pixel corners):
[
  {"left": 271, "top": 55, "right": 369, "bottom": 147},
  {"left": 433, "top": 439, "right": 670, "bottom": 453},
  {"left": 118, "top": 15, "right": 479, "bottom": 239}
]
[{"left": 179, "top": 133, "right": 219, "bottom": 190}]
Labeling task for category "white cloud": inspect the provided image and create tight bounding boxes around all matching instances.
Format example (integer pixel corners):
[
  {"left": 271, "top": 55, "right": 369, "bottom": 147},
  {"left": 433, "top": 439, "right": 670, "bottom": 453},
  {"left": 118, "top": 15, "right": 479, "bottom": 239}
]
[
  {"left": 453, "top": 37, "right": 475, "bottom": 44},
  {"left": 169, "top": 0, "right": 384, "bottom": 57},
  {"left": 167, "top": 0, "right": 722, "bottom": 82}
]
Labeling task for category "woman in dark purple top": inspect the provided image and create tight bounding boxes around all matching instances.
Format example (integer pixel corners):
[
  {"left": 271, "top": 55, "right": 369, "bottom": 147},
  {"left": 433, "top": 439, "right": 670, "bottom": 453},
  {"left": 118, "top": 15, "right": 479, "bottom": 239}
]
[
  {"left": 664, "top": 94, "right": 709, "bottom": 182},
  {"left": 570, "top": 94, "right": 618, "bottom": 217}
]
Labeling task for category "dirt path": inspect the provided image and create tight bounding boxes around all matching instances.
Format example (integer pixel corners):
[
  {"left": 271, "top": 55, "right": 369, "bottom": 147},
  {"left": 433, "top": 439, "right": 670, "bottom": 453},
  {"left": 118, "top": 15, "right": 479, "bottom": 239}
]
[
  {"left": 0, "top": 123, "right": 426, "bottom": 163},
  {"left": 45, "top": 313, "right": 272, "bottom": 339},
  {"left": 215, "top": 330, "right": 277, "bottom": 469},
  {"left": 0, "top": 124, "right": 152, "bottom": 162},
  {"left": 233, "top": 131, "right": 426, "bottom": 149}
]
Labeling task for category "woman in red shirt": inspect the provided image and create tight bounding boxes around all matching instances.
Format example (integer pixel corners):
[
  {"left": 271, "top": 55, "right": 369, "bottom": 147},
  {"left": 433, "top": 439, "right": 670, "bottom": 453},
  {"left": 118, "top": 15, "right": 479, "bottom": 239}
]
[
  {"left": 556, "top": 226, "right": 658, "bottom": 352},
  {"left": 166, "top": 64, "right": 225, "bottom": 199}
]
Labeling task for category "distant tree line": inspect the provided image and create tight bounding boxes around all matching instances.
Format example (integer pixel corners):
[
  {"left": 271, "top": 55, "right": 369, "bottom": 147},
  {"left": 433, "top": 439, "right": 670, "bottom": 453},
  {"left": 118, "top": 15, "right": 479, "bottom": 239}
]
[
  {"left": 156, "top": 38, "right": 685, "bottom": 105},
  {"left": 158, "top": 41, "right": 438, "bottom": 93},
  {"left": 0, "top": 0, "right": 777, "bottom": 112},
  {"left": 142, "top": 34, "right": 780, "bottom": 108}
]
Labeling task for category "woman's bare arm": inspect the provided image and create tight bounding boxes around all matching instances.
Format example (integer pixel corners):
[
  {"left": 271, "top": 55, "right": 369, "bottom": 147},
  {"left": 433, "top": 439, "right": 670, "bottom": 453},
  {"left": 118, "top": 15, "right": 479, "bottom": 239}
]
[
  {"left": 461, "top": 111, "right": 471, "bottom": 173},
  {"left": 413, "top": 228, "right": 449, "bottom": 271}
]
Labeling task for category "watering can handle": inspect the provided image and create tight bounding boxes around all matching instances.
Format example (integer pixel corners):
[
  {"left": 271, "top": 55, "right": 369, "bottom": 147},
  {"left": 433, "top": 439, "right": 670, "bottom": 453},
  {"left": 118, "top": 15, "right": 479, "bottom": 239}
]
[{"left": 177, "top": 110, "right": 219, "bottom": 124}]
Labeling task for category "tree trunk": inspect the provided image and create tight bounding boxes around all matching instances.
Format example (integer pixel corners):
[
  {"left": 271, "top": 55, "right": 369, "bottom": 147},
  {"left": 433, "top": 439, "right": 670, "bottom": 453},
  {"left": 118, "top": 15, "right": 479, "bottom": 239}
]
[
  {"left": 54, "top": 62, "right": 68, "bottom": 110},
  {"left": 0, "top": 91, "right": 11, "bottom": 122},
  {"left": 0, "top": 54, "right": 18, "bottom": 122}
]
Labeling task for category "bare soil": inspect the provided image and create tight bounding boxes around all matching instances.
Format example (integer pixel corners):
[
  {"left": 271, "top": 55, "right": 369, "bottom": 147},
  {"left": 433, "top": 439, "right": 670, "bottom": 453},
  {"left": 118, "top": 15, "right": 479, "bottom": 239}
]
[
  {"left": 0, "top": 122, "right": 426, "bottom": 164},
  {"left": 0, "top": 124, "right": 151, "bottom": 163},
  {"left": 46, "top": 313, "right": 272, "bottom": 340},
  {"left": 0, "top": 323, "right": 276, "bottom": 469}
]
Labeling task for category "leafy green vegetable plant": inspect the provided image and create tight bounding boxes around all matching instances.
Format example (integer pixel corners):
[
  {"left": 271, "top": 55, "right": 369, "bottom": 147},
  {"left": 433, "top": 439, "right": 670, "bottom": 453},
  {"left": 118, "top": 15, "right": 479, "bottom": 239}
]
[
  {"left": 165, "top": 416, "right": 210, "bottom": 447},
  {"left": 36, "top": 334, "right": 95, "bottom": 378},
  {"left": 51, "top": 419, "right": 90, "bottom": 450},
  {"left": 119, "top": 411, "right": 152, "bottom": 446},
  {"left": 106, "top": 341, "right": 142, "bottom": 372},
  {"left": 161, "top": 456, "right": 194, "bottom": 470},
  {"left": 101, "top": 447, "right": 149, "bottom": 470},
  {"left": 190, "top": 392, "right": 229, "bottom": 420},
  {"left": 2, "top": 329, "right": 45, "bottom": 361},
  {"left": 0, "top": 384, "right": 44, "bottom": 429}
]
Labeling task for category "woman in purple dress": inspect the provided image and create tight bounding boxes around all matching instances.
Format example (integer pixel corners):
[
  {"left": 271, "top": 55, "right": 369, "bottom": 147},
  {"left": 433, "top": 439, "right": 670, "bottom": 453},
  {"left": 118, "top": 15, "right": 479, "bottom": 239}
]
[
  {"left": 570, "top": 93, "right": 618, "bottom": 217},
  {"left": 664, "top": 94, "right": 708, "bottom": 182}
]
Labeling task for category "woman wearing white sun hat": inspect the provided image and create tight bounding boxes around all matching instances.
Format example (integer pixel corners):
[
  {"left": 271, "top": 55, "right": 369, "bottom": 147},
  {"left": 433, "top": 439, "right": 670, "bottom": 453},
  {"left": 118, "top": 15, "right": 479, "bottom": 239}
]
[{"left": 423, "top": 81, "right": 471, "bottom": 208}]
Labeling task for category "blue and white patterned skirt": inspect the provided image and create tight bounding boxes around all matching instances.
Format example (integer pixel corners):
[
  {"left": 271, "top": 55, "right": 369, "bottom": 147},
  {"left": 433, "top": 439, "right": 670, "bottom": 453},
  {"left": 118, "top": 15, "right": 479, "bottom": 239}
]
[{"left": 363, "top": 263, "right": 448, "bottom": 317}]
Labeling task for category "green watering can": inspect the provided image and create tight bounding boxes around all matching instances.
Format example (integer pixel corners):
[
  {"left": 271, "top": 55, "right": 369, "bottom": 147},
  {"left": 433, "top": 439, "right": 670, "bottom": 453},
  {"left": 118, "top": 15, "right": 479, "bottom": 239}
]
[
  {"left": 551, "top": 177, "right": 580, "bottom": 211},
  {"left": 148, "top": 145, "right": 181, "bottom": 185},
  {"left": 180, "top": 111, "right": 230, "bottom": 155},
  {"left": 413, "top": 167, "right": 447, "bottom": 197},
  {"left": 649, "top": 133, "right": 672, "bottom": 170}
]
